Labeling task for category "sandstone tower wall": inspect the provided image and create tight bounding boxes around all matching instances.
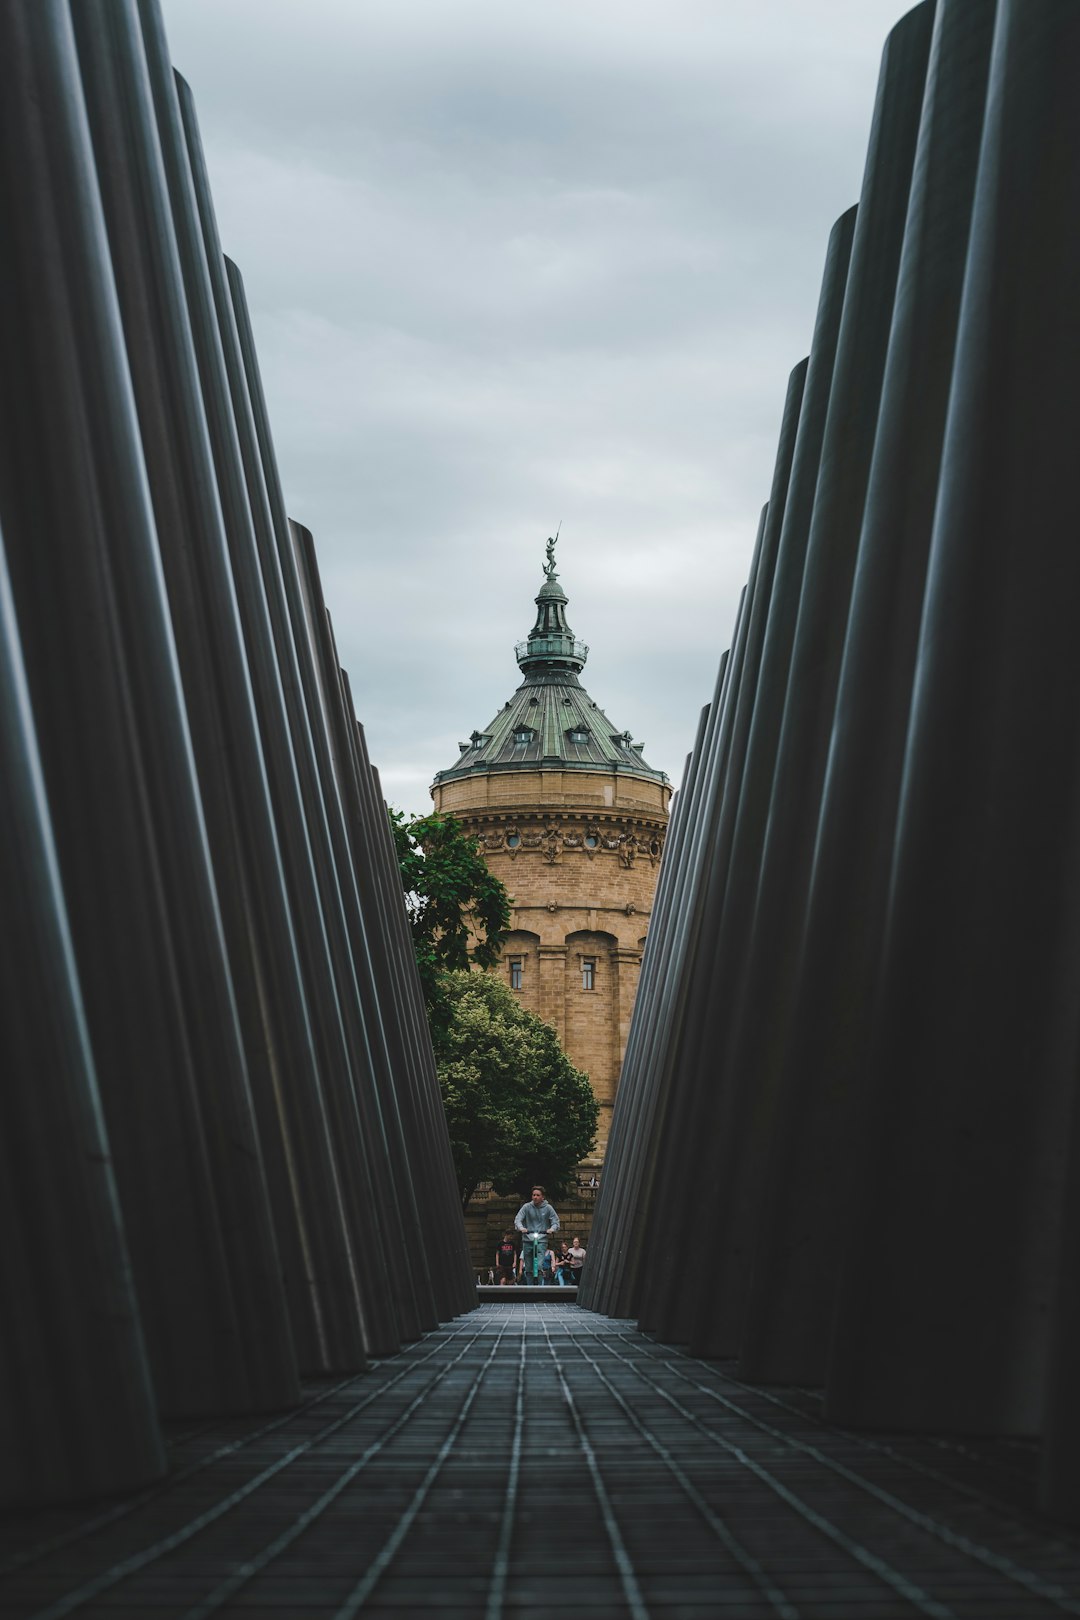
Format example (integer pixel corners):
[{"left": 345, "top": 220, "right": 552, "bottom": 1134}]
[{"left": 430, "top": 770, "right": 670, "bottom": 1159}]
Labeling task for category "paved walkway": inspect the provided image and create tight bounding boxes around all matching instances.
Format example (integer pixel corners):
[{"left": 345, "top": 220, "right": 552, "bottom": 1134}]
[{"left": 3, "top": 1305, "right": 1079, "bottom": 1619}]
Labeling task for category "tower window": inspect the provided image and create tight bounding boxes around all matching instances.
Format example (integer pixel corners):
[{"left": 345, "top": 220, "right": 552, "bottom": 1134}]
[
  {"left": 506, "top": 832, "right": 520, "bottom": 848},
  {"left": 567, "top": 727, "right": 590, "bottom": 744},
  {"left": 509, "top": 957, "right": 524, "bottom": 990},
  {"left": 581, "top": 958, "right": 596, "bottom": 991},
  {"left": 512, "top": 728, "right": 534, "bottom": 745},
  {"left": 584, "top": 834, "right": 599, "bottom": 850}
]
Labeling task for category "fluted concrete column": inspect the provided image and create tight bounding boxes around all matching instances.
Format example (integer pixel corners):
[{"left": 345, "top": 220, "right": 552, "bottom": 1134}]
[
  {"left": 635, "top": 211, "right": 855, "bottom": 1351},
  {"left": 355, "top": 728, "right": 476, "bottom": 1320},
  {"left": 594, "top": 418, "right": 791, "bottom": 1326},
  {"left": 288, "top": 520, "right": 439, "bottom": 1335},
  {"left": 739, "top": 0, "right": 997, "bottom": 1386},
  {"left": 132, "top": 0, "right": 396, "bottom": 1357},
  {"left": 828, "top": 0, "right": 1080, "bottom": 1436},
  {"left": 0, "top": 0, "right": 297, "bottom": 1416},
  {"left": 366, "top": 755, "right": 477, "bottom": 1318},
  {"left": 69, "top": 0, "right": 356, "bottom": 1378},
  {"left": 691, "top": 0, "right": 935, "bottom": 1362},
  {"left": 580, "top": 685, "right": 715, "bottom": 1317},
  {"left": 0, "top": 533, "right": 165, "bottom": 1507},
  {"left": 218, "top": 293, "right": 413, "bottom": 1354}
]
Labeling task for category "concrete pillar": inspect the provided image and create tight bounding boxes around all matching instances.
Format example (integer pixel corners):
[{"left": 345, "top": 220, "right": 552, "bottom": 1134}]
[
  {"left": 0, "top": 531, "right": 165, "bottom": 1507},
  {"left": 635, "top": 209, "right": 856, "bottom": 1351},
  {"left": 827, "top": 0, "right": 1080, "bottom": 1437},
  {"left": 0, "top": 0, "right": 298, "bottom": 1417},
  {"left": 148, "top": 30, "right": 402, "bottom": 1355},
  {"left": 69, "top": 0, "right": 359, "bottom": 1380},
  {"left": 690, "top": 0, "right": 935, "bottom": 1362},
  {"left": 290, "top": 522, "right": 445, "bottom": 1334},
  {"left": 739, "top": 0, "right": 997, "bottom": 1386},
  {"left": 579, "top": 712, "right": 712, "bottom": 1315}
]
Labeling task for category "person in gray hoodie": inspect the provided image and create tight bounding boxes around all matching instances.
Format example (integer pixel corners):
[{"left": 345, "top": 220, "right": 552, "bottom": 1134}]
[{"left": 514, "top": 1185, "right": 559, "bottom": 1283}]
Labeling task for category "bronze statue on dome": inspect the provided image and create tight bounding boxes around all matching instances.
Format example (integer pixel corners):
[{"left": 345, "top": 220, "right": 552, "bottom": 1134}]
[{"left": 543, "top": 527, "right": 560, "bottom": 579}]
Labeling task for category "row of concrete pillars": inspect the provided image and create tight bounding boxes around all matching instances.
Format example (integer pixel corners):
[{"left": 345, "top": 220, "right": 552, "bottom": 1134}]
[
  {"left": 0, "top": 0, "right": 472, "bottom": 1511},
  {"left": 582, "top": 0, "right": 1080, "bottom": 1525}
]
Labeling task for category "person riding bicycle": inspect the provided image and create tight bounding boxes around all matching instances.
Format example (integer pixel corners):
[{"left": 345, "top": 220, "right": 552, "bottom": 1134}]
[{"left": 514, "top": 1185, "right": 559, "bottom": 1284}]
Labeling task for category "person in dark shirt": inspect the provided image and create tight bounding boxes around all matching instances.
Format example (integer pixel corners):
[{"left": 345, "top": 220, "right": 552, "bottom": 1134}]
[{"left": 494, "top": 1232, "right": 518, "bottom": 1286}]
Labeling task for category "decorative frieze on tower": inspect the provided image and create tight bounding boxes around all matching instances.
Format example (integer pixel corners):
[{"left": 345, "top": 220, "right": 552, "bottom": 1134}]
[{"left": 431, "top": 538, "right": 671, "bottom": 1161}]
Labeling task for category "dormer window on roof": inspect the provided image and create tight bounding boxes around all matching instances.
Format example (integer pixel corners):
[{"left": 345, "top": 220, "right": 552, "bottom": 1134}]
[
  {"left": 470, "top": 731, "right": 491, "bottom": 750},
  {"left": 512, "top": 727, "right": 535, "bottom": 745},
  {"left": 567, "top": 727, "right": 591, "bottom": 744}
]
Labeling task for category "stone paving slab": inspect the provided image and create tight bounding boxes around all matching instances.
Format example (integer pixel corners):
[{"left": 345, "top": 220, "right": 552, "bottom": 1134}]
[{"left": 1, "top": 1306, "right": 1078, "bottom": 1619}]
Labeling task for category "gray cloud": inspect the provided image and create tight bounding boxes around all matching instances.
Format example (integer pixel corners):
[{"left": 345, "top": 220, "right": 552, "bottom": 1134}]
[{"left": 161, "top": 0, "right": 922, "bottom": 810}]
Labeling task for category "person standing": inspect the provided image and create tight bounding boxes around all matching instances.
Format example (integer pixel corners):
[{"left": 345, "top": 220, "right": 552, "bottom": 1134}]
[
  {"left": 514, "top": 1185, "right": 559, "bottom": 1284},
  {"left": 494, "top": 1232, "right": 518, "bottom": 1286},
  {"left": 567, "top": 1235, "right": 586, "bottom": 1285}
]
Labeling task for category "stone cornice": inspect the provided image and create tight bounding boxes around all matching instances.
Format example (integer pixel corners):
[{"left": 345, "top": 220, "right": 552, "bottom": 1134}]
[{"left": 457, "top": 809, "right": 666, "bottom": 868}]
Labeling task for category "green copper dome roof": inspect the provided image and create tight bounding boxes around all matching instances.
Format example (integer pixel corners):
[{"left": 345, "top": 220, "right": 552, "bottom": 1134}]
[{"left": 433, "top": 538, "right": 667, "bottom": 789}]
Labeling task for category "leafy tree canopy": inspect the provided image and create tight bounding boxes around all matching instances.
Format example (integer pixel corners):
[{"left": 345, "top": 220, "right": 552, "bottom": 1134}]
[
  {"left": 388, "top": 808, "right": 510, "bottom": 1037},
  {"left": 436, "top": 969, "right": 599, "bottom": 1208}
]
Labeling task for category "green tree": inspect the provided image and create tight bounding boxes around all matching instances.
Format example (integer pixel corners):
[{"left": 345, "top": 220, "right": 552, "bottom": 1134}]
[
  {"left": 388, "top": 808, "right": 510, "bottom": 1038},
  {"left": 436, "top": 969, "right": 599, "bottom": 1208}
]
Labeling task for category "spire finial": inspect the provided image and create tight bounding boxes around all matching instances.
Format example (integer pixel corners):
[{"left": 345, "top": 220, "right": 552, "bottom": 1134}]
[
  {"left": 543, "top": 524, "right": 561, "bottom": 580},
  {"left": 516, "top": 524, "right": 587, "bottom": 676}
]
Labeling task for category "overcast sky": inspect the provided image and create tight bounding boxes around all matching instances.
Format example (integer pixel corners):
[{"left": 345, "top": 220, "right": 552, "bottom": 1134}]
[{"left": 161, "top": 0, "right": 921, "bottom": 814}]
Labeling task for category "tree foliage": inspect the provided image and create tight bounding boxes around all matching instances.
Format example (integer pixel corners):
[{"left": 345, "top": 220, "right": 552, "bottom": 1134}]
[
  {"left": 388, "top": 808, "right": 510, "bottom": 1037},
  {"left": 436, "top": 970, "right": 599, "bottom": 1208}
]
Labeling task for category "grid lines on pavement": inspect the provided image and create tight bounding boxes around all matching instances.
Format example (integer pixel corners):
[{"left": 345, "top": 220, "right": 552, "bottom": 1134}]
[{"left": 2, "top": 1305, "right": 1080, "bottom": 1620}]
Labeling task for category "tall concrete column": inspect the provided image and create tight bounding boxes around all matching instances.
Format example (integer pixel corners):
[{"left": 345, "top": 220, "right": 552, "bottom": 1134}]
[
  {"left": 581, "top": 693, "right": 718, "bottom": 1314},
  {"left": 827, "top": 0, "right": 1080, "bottom": 1436},
  {"left": 635, "top": 208, "right": 856, "bottom": 1351},
  {"left": 739, "top": 0, "right": 997, "bottom": 1387},
  {"left": 69, "top": 0, "right": 356, "bottom": 1380},
  {"left": 691, "top": 0, "right": 934, "bottom": 1362},
  {"left": 0, "top": 0, "right": 298, "bottom": 1417},
  {"left": 0, "top": 529, "right": 165, "bottom": 1507},
  {"left": 147, "top": 31, "right": 401, "bottom": 1354}
]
